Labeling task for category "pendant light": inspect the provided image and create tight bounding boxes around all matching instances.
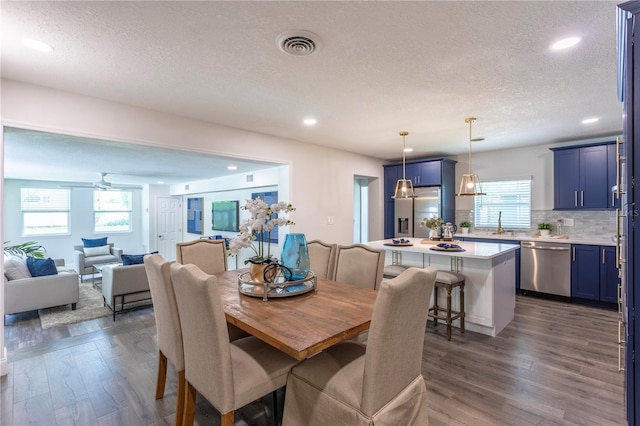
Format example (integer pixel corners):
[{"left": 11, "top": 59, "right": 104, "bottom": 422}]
[
  {"left": 393, "top": 131, "right": 416, "bottom": 198},
  {"left": 457, "top": 117, "right": 486, "bottom": 196}
]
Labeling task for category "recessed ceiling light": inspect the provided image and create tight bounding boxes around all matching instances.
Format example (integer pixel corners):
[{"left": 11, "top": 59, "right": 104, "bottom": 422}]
[
  {"left": 550, "top": 36, "right": 581, "bottom": 51},
  {"left": 582, "top": 117, "right": 599, "bottom": 124},
  {"left": 404, "top": 147, "right": 413, "bottom": 153},
  {"left": 157, "top": 181, "right": 165, "bottom": 185},
  {"left": 227, "top": 165, "right": 238, "bottom": 170},
  {"left": 303, "top": 118, "right": 317, "bottom": 126},
  {"left": 22, "top": 38, "right": 54, "bottom": 52}
]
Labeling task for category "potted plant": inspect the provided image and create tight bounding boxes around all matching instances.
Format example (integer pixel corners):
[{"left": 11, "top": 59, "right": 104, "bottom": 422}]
[
  {"left": 3, "top": 241, "right": 46, "bottom": 258},
  {"left": 228, "top": 198, "right": 295, "bottom": 282},
  {"left": 459, "top": 221, "right": 471, "bottom": 234},
  {"left": 538, "top": 222, "right": 552, "bottom": 237}
]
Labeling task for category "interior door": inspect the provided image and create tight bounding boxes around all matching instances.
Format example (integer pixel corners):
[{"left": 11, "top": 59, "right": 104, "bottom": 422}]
[{"left": 156, "top": 197, "right": 182, "bottom": 261}]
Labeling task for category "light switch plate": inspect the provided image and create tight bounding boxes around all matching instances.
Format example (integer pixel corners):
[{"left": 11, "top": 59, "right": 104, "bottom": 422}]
[
  {"left": 327, "top": 216, "right": 335, "bottom": 225},
  {"left": 562, "top": 218, "right": 575, "bottom": 226}
]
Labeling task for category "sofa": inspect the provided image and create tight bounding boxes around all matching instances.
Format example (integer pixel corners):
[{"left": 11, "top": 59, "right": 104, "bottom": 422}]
[
  {"left": 74, "top": 243, "right": 123, "bottom": 282},
  {"left": 4, "top": 258, "right": 79, "bottom": 317},
  {"left": 101, "top": 263, "right": 152, "bottom": 320}
]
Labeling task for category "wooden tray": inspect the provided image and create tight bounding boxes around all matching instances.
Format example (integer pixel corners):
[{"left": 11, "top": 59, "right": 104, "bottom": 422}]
[{"left": 429, "top": 246, "right": 466, "bottom": 252}]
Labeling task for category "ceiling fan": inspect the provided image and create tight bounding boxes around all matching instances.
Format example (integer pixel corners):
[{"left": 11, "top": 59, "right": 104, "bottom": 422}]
[{"left": 60, "top": 172, "right": 142, "bottom": 190}]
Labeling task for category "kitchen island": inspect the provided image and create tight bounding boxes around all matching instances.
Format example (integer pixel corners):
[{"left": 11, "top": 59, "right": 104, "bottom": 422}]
[{"left": 366, "top": 238, "right": 519, "bottom": 337}]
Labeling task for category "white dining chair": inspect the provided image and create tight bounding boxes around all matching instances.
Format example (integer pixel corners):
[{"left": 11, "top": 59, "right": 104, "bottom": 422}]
[
  {"left": 282, "top": 266, "right": 437, "bottom": 425},
  {"left": 332, "top": 243, "right": 385, "bottom": 290},
  {"left": 307, "top": 239, "right": 337, "bottom": 280}
]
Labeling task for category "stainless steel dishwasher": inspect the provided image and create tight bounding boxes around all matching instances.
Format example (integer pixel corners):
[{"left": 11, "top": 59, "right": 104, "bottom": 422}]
[{"left": 520, "top": 240, "right": 571, "bottom": 297}]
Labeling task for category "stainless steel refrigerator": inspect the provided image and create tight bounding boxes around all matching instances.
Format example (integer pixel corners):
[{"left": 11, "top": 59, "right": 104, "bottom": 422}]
[{"left": 394, "top": 186, "right": 442, "bottom": 238}]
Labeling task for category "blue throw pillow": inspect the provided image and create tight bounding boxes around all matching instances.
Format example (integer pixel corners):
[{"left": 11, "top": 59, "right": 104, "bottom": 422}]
[
  {"left": 26, "top": 257, "right": 58, "bottom": 277},
  {"left": 122, "top": 254, "right": 145, "bottom": 265},
  {"left": 82, "top": 237, "right": 108, "bottom": 248}
]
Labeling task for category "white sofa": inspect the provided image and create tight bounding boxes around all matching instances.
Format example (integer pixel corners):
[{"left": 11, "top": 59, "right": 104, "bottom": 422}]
[
  {"left": 74, "top": 243, "right": 123, "bottom": 282},
  {"left": 101, "top": 263, "right": 151, "bottom": 321},
  {"left": 4, "top": 259, "right": 79, "bottom": 317}
]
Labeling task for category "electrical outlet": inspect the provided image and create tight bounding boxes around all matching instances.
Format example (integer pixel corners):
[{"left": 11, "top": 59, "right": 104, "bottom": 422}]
[
  {"left": 562, "top": 218, "right": 575, "bottom": 226},
  {"left": 327, "top": 216, "right": 335, "bottom": 225}
]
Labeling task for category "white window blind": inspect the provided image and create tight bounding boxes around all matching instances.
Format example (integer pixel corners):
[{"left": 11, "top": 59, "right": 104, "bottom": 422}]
[
  {"left": 473, "top": 179, "right": 532, "bottom": 229},
  {"left": 21, "top": 188, "right": 70, "bottom": 236}
]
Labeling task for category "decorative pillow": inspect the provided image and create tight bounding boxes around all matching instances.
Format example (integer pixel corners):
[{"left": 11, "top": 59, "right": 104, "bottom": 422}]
[
  {"left": 26, "top": 257, "right": 58, "bottom": 277},
  {"left": 82, "top": 237, "right": 108, "bottom": 248},
  {"left": 4, "top": 256, "right": 32, "bottom": 280},
  {"left": 122, "top": 254, "right": 145, "bottom": 265},
  {"left": 83, "top": 245, "right": 111, "bottom": 257}
]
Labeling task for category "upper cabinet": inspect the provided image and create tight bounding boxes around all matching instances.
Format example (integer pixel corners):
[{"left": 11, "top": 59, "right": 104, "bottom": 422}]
[{"left": 551, "top": 142, "right": 614, "bottom": 210}]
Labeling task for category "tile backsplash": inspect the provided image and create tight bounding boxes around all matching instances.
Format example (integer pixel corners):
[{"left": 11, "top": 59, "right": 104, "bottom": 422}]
[{"left": 455, "top": 209, "right": 617, "bottom": 238}]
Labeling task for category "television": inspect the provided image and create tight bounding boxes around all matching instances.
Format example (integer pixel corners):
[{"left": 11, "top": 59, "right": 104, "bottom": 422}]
[{"left": 212, "top": 200, "right": 239, "bottom": 232}]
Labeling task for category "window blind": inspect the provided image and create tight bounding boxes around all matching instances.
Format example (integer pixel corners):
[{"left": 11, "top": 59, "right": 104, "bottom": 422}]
[
  {"left": 473, "top": 179, "right": 532, "bottom": 229},
  {"left": 21, "top": 188, "right": 70, "bottom": 211}
]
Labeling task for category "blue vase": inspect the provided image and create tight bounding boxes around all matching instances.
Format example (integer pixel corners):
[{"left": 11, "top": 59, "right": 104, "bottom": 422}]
[{"left": 281, "top": 233, "right": 310, "bottom": 281}]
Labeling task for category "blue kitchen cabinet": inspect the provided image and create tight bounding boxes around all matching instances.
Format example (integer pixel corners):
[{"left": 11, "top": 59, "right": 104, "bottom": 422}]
[
  {"left": 383, "top": 164, "right": 400, "bottom": 202},
  {"left": 600, "top": 246, "right": 619, "bottom": 304},
  {"left": 571, "top": 244, "right": 618, "bottom": 302},
  {"left": 384, "top": 201, "right": 394, "bottom": 239},
  {"left": 607, "top": 144, "right": 622, "bottom": 209},
  {"left": 551, "top": 143, "right": 612, "bottom": 210}
]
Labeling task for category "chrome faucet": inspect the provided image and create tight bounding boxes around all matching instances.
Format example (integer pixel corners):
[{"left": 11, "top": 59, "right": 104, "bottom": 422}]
[{"left": 497, "top": 211, "right": 504, "bottom": 235}]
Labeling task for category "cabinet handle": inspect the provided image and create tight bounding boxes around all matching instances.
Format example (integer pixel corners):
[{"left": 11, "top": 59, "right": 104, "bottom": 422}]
[
  {"left": 572, "top": 247, "right": 576, "bottom": 262},
  {"left": 602, "top": 248, "right": 605, "bottom": 264},
  {"left": 581, "top": 191, "right": 584, "bottom": 207},
  {"left": 616, "top": 209, "right": 621, "bottom": 269},
  {"left": 574, "top": 191, "right": 578, "bottom": 207},
  {"left": 616, "top": 136, "right": 621, "bottom": 199}
]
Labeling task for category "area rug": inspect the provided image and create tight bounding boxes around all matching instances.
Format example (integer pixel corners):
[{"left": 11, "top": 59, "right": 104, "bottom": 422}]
[{"left": 38, "top": 282, "right": 111, "bottom": 329}]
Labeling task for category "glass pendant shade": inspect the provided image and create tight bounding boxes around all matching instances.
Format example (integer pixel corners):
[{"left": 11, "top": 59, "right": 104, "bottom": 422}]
[
  {"left": 281, "top": 233, "right": 310, "bottom": 280},
  {"left": 393, "top": 131, "right": 416, "bottom": 199},
  {"left": 457, "top": 117, "right": 486, "bottom": 197}
]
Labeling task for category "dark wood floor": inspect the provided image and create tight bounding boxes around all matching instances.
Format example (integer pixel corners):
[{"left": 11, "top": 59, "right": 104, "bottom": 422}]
[{"left": 2, "top": 295, "right": 625, "bottom": 425}]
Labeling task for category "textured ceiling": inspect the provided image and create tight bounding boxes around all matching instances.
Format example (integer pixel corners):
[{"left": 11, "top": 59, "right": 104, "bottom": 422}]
[{"left": 1, "top": 1, "right": 622, "bottom": 184}]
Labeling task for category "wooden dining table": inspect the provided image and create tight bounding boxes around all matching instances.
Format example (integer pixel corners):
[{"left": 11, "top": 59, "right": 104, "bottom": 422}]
[{"left": 212, "top": 269, "right": 379, "bottom": 360}]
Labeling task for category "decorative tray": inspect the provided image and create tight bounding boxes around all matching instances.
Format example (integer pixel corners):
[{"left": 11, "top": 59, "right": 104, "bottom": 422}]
[
  {"left": 238, "top": 271, "right": 317, "bottom": 301},
  {"left": 384, "top": 241, "right": 413, "bottom": 247},
  {"left": 429, "top": 244, "right": 466, "bottom": 252}
]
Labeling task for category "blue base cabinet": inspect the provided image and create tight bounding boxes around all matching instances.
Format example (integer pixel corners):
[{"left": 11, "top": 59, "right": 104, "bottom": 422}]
[{"left": 571, "top": 244, "right": 619, "bottom": 303}]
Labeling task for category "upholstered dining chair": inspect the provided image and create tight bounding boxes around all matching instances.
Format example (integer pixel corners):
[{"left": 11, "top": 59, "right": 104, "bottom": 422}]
[
  {"left": 144, "top": 253, "right": 185, "bottom": 426},
  {"left": 307, "top": 239, "right": 337, "bottom": 280},
  {"left": 282, "top": 266, "right": 437, "bottom": 426},
  {"left": 170, "top": 263, "right": 300, "bottom": 426},
  {"left": 332, "top": 243, "right": 385, "bottom": 290},
  {"left": 175, "top": 239, "right": 227, "bottom": 275}
]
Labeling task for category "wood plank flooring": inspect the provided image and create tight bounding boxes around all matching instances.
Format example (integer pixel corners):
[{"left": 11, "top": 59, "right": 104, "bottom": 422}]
[{"left": 2, "top": 295, "right": 625, "bottom": 425}]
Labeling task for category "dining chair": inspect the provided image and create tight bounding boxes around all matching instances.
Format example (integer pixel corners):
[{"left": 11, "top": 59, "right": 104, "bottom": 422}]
[
  {"left": 307, "top": 239, "right": 337, "bottom": 280},
  {"left": 144, "top": 253, "right": 185, "bottom": 426},
  {"left": 170, "top": 262, "right": 300, "bottom": 426},
  {"left": 332, "top": 243, "right": 385, "bottom": 290},
  {"left": 175, "top": 239, "right": 227, "bottom": 275},
  {"left": 282, "top": 266, "right": 437, "bottom": 426}
]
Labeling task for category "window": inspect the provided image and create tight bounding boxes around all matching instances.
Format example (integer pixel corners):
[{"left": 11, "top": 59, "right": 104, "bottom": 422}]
[
  {"left": 21, "top": 188, "right": 70, "bottom": 236},
  {"left": 473, "top": 179, "right": 532, "bottom": 229},
  {"left": 94, "top": 191, "right": 132, "bottom": 232}
]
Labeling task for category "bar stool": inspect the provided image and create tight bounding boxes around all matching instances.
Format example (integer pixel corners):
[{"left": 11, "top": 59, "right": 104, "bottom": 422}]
[
  {"left": 428, "top": 271, "right": 465, "bottom": 340},
  {"left": 383, "top": 250, "right": 410, "bottom": 279}
]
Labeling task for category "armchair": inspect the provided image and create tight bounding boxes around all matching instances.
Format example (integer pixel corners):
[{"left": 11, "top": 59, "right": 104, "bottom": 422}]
[{"left": 73, "top": 243, "right": 123, "bottom": 282}]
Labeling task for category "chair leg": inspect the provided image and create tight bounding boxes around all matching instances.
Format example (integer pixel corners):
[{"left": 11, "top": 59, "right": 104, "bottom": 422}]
[
  {"left": 446, "top": 287, "right": 453, "bottom": 341},
  {"left": 183, "top": 381, "right": 197, "bottom": 426},
  {"left": 432, "top": 286, "right": 439, "bottom": 326},
  {"left": 175, "top": 370, "right": 185, "bottom": 426},
  {"left": 460, "top": 282, "right": 465, "bottom": 333},
  {"left": 155, "top": 350, "right": 168, "bottom": 399},
  {"left": 221, "top": 411, "right": 235, "bottom": 426}
]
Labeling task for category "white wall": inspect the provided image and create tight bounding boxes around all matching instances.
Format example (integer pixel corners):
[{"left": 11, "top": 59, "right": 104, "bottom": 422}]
[
  {"left": 3, "top": 179, "right": 144, "bottom": 268},
  {"left": 1, "top": 79, "right": 385, "bottom": 245}
]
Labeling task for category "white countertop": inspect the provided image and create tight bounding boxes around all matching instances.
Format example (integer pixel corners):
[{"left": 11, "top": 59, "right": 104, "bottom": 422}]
[
  {"left": 366, "top": 238, "right": 519, "bottom": 260},
  {"left": 458, "top": 232, "right": 616, "bottom": 246}
]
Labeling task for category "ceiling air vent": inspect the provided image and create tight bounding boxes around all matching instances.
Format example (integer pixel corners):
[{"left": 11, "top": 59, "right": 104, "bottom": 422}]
[{"left": 276, "top": 30, "right": 322, "bottom": 56}]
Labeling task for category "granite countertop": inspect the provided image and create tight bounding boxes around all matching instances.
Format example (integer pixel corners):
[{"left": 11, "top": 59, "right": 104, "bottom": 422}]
[{"left": 459, "top": 232, "right": 616, "bottom": 246}]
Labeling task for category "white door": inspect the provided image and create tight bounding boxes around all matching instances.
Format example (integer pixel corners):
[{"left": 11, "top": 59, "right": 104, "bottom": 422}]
[{"left": 157, "top": 197, "right": 182, "bottom": 261}]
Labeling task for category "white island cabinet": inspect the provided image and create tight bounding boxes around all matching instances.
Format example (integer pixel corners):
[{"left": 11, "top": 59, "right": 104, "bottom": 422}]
[{"left": 366, "top": 238, "right": 519, "bottom": 337}]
